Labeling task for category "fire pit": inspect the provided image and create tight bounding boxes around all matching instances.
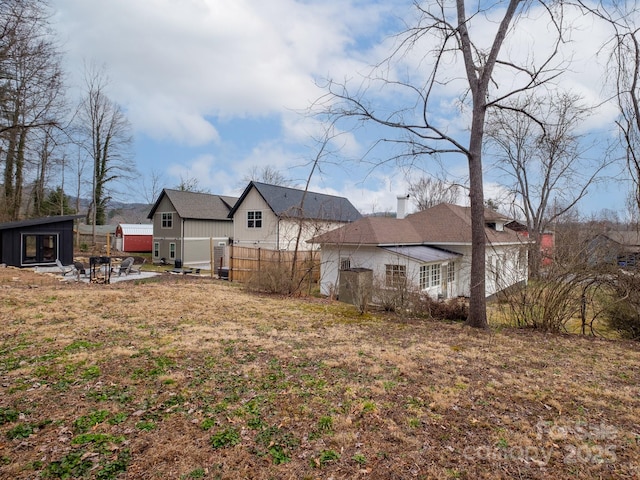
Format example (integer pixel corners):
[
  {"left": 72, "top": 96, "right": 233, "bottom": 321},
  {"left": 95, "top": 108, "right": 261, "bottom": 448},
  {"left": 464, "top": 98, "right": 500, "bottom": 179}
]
[{"left": 89, "top": 256, "right": 112, "bottom": 284}]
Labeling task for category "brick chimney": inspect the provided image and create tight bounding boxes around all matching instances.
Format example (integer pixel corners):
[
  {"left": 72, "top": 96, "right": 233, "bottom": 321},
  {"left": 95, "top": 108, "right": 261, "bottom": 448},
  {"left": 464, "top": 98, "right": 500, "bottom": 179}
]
[{"left": 396, "top": 194, "right": 410, "bottom": 219}]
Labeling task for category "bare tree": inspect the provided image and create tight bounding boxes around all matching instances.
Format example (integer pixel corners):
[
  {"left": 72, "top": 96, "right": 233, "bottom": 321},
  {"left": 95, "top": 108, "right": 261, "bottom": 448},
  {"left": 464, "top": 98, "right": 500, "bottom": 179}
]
[
  {"left": 76, "top": 65, "right": 134, "bottom": 229},
  {"left": 0, "top": 0, "right": 66, "bottom": 220},
  {"left": 408, "top": 175, "right": 460, "bottom": 211},
  {"left": 142, "top": 169, "right": 165, "bottom": 204},
  {"left": 174, "top": 175, "right": 209, "bottom": 193},
  {"left": 596, "top": 1, "right": 640, "bottom": 214},
  {"left": 486, "top": 92, "right": 608, "bottom": 278},
  {"left": 318, "top": 1, "right": 568, "bottom": 328},
  {"left": 242, "top": 165, "right": 292, "bottom": 187}
]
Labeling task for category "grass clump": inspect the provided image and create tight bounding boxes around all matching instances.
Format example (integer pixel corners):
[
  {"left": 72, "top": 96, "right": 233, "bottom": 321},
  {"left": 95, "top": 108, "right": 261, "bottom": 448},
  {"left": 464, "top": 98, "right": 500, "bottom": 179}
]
[{"left": 210, "top": 427, "right": 241, "bottom": 448}]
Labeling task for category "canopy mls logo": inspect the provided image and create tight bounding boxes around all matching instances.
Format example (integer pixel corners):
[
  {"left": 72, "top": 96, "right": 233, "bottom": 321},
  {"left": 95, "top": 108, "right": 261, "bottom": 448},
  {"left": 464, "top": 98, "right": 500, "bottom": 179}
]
[{"left": 462, "top": 420, "right": 619, "bottom": 467}]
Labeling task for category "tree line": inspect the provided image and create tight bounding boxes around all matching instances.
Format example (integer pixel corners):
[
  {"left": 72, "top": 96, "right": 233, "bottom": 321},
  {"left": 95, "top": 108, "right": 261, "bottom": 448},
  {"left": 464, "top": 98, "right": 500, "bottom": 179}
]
[{"left": 0, "top": 0, "right": 132, "bottom": 226}]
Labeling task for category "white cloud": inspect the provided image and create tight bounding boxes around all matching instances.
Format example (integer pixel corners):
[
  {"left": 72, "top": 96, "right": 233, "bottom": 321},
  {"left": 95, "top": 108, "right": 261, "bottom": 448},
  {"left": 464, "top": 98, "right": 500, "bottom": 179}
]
[{"left": 54, "top": 0, "right": 402, "bottom": 146}]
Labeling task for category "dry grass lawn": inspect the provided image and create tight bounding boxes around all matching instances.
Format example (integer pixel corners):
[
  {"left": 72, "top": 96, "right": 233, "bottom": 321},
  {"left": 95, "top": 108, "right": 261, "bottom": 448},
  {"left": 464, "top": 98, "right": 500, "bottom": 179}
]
[{"left": 0, "top": 266, "right": 639, "bottom": 479}]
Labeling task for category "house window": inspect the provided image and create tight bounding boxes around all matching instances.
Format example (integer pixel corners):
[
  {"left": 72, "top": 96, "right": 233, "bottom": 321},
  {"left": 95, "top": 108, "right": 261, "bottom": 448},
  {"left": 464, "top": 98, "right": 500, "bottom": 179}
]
[
  {"left": 447, "top": 262, "right": 456, "bottom": 283},
  {"left": 420, "top": 263, "right": 448, "bottom": 289},
  {"left": 154, "top": 242, "right": 159, "bottom": 258},
  {"left": 21, "top": 234, "right": 58, "bottom": 265},
  {"left": 419, "top": 265, "right": 428, "bottom": 289},
  {"left": 161, "top": 212, "right": 173, "bottom": 229},
  {"left": 385, "top": 264, "right": 406, "bottom": 287},
  {"left": 169, "top": 242, "right": 176, "bottom": 259},
  {"left": 340, "top": 257, "right": 351, "bottom": 270},
  {"left": 247, "top": 211, "right": 262, "bottom": 228},
  {"left": 431, "top": 263, "right": 441, "bottom": 287}
]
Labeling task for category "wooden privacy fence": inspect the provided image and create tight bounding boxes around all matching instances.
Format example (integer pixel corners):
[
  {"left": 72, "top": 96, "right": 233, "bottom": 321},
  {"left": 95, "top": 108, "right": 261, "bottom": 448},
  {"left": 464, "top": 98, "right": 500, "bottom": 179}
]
[{"left": 228, "top": 245, "right": 320, "bottom": 284}]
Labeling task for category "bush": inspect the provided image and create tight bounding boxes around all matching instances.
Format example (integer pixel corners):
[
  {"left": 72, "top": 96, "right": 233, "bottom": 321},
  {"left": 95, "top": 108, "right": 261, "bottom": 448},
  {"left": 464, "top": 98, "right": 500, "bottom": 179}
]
[
  {"left": 245, "top": 263, "right": 294, "bottom": 295},
  {"left": 604, "top": 300, "right": 640, "bottom": 340},
  {"left": 370, "top": 276, "right": 468, "bottom": 320},
  {"left": 413, "top": 294, "right": 469, "bottom": 321},
  {"left": 603, "top": 272, "right": 640, "bottom": 340},
  {"left": 496, "top": 278, "right": 580, "bottom": 332}
]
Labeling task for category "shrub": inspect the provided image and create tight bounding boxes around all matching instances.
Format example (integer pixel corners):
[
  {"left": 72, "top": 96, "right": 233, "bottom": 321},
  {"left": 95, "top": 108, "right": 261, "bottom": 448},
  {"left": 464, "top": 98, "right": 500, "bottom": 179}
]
[
  {"left": 602, "top": 272, "right": 640, "bottom": 340},
  {"left": 411, "top": 293, "right": 469, "bottom": 321},
  {"left": 245, "top": 264, "right": 294, "bottom": 295},
  {"left": 496, "top": 278, "right": 581, "bottom": 332}
]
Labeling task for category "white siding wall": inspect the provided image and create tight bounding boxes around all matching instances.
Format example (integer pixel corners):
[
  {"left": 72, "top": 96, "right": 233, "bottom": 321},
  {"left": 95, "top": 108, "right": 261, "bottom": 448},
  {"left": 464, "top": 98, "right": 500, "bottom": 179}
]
[
  {"left": 319, "top": 243, "right": 526, "bottom": 298},
  {"left": 278, "top": 219, "right": 349, "bottom": 251},
  {"left": 319, "top": 245, "right": 461, "bottom": 298}
]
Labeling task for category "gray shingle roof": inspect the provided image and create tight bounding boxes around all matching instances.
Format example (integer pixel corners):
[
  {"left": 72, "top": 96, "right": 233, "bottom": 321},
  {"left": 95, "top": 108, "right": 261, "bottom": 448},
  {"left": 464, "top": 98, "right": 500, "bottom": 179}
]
[
  {"left": 311, "top": 203, "right": 524, "bottom": 246},
  {"left": 229, "top": 182, "right": 362, "bottom": 222},
  {"left": 148, "top": 189, "right": 238, "bottom": 221}
]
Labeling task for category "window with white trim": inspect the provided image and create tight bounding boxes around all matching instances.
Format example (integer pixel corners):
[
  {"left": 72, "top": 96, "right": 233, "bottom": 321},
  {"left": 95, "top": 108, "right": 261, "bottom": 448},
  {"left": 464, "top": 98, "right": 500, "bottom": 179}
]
[
  {"left": 153, "top": 242, "right": 159, "bottom": 258},
  {"left": 169, "top": 242, "right": 176, "bottom": 259},
  {"left": 420, "top": 263, "right": 446, "bottom": 289},
  {"left": 447, "top": 262, "right": 455, "bottom": 283},
  {"left": 385, "top": 264, "right": 406, "bottom": 287},
  {"left": 419, "top": 265, "right": 428, "bottom": 289},
  {"left": 431, "top": 263, "right": 441, "bottom": 287},
  {"left": 340, "top": 257, "right": 351, "bottom": 270},
  {"left": 247, "top": 211, "right": 262, "bottom": 228}
]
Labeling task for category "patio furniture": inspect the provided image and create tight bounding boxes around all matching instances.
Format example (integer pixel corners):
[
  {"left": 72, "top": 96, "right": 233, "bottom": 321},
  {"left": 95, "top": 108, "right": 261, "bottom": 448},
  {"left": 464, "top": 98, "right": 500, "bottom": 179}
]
[
  {"left": 128, "top": 258, "right": 146, "bottom": 274},
  {"left": 118, "top": 257, "right": 135, "bottom": 276},
  {"left": 55, "top": 259, "right": 74, "bottom": 276},
  {"left": 73, "top": 261, "right": 87, "bottom": 278}
]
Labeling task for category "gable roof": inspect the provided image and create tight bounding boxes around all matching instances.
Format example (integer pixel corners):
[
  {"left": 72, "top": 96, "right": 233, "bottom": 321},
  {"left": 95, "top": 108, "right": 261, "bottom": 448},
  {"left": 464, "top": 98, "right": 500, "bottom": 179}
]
[
  {"left": 147, "top": 189, "right": 238, "bottom": 221},
  {"left": 117, "top": 224, "right": 153, "bottom": 235},
  {"left": 311, "top": 203, "right": 524, "bottom": 246},
  {"left": 228, "top": 181, "right": 362, "bottom": 222}
]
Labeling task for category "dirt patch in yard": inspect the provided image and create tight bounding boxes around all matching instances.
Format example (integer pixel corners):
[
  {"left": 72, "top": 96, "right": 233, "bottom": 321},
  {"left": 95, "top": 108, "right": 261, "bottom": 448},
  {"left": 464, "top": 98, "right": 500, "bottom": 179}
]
[{"left": 0, "top": 266, "right": 639, "bottom": 479}]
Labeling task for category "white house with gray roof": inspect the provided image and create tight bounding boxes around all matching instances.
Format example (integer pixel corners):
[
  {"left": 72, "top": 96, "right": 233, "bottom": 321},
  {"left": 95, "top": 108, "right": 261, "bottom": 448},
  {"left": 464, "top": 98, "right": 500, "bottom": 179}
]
[
  {"left": 147, "top": 189, "right": 238, "bottom": 267},
  {"left": 228, "top": 181, "right": 362, "bottom": 251},
  {"left": 311, "top": 202, "right": 530, "bottom": 299}
]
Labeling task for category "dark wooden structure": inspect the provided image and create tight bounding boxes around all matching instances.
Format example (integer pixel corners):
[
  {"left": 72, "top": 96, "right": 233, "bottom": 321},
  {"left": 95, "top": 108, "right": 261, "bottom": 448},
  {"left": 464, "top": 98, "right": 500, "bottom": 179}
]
[{"left": 0, "top": 215, "right": 81, "bottom": 268}]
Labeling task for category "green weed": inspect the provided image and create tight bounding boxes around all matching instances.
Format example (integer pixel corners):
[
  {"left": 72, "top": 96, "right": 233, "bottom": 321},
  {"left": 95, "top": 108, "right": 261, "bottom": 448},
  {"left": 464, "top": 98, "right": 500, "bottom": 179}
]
[
  {"left": 135, "top": 421, "right": 156, "bottom": 431},
  {"left": 95, "top": 449, "right": 131, "bottom": 480},
  {"left": 0, "top": 407, "right": 19, "bottom": 425},
  {"left": 352, "top": 453, "right": 367, "bottom": 465},
  {"left": 254, "top": 426, "right": 299, "bottom": 464},
  {"left": 42, "top": 451, "right": 92, "bottom": 479},
  {"left": 210, "top": 427, "right": 241, "bottom": 448},
  {"left": 73, "top": 410, "right": 110, "bottom": 433},
  {"left": 201, "top": 418, "right": 216, "bottom": 431},
  {"left": 6, "top": 423, "right": 33, "bottom": 440}
]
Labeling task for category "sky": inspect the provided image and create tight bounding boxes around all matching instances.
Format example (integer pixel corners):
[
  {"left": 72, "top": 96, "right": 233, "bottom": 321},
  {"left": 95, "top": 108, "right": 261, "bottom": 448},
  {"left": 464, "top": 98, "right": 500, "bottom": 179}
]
[{"left": 52, "top": 0, "right": 630, "bottom": 218}]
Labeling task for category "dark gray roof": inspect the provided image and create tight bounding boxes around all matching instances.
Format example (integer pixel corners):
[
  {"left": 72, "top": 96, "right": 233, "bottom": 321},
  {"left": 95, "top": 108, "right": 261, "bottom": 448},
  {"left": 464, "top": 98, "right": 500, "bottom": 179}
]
[
  {"left": 148, "top": 189, "right": 238, "bottom": 221},
  {"left": 381, "top": 245, "right": 462, "bottom": 263},
  {"left": 0, "top": 215, "right": 83, "bottom": 231},
  {"left": 229, "top": 181, "right": 362, "bottom": 222}
]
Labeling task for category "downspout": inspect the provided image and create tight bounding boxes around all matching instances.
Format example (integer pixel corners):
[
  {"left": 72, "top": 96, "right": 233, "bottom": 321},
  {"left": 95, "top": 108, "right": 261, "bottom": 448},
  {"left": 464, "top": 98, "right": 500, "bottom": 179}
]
[{"left": 181, "top": 217, "right": 185, "bottom": 264}]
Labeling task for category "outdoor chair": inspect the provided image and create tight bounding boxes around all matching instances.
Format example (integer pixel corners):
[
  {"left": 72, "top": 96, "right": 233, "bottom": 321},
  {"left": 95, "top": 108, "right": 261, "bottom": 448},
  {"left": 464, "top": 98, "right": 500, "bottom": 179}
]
[
  {"left": 73, "top": 261, "right": 87, "bottom": 277},
  {"left": 55, "top": 259, "right": 74, "bottom": 276},
  {"left": 128, "top": 258, "right": 146, "bottom": 275},
  {"left": 118, "top": 257, "right": 134, "bottom": 276}
]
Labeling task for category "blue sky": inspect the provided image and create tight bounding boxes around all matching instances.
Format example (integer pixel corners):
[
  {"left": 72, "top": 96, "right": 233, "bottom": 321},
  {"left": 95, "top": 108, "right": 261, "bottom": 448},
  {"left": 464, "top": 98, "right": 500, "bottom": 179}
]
[{"left": 52, "top": 0, "right": 629, "bottom": 217}]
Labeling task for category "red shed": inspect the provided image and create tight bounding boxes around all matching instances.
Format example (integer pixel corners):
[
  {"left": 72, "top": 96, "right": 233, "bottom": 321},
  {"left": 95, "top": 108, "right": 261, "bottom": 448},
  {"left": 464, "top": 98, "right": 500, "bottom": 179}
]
[{"left": 115, "top": 223, "right": 153, "bottom": 253}]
